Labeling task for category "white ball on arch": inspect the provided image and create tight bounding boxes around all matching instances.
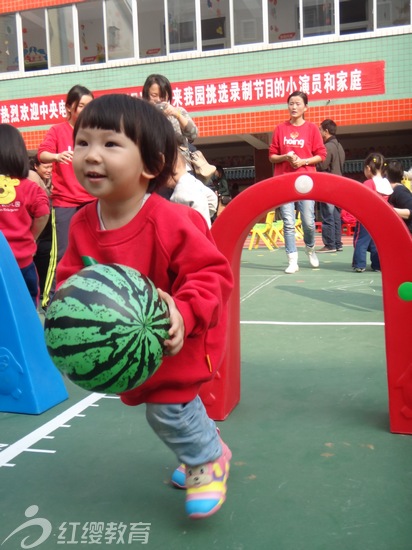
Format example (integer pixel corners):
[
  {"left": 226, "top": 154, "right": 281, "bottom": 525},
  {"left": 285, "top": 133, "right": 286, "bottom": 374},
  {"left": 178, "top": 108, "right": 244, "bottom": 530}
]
[{"left": 295, "top": 175, "right": 314, "bottom": 194}]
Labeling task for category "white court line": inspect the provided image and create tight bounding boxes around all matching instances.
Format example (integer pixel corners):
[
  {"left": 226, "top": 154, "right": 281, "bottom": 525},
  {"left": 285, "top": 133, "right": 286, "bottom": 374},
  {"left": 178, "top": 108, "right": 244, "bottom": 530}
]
[
  {"left": 241, "top": 275, "right": 282, "bottom": 303},
  {"left": 241, "top": 321, "right": 384, "bottom": 326},
  {"left": 0, "top": 392, "right": 105, "bottom": 468},
  {"left": 24, "top": 449, "right": 56, "bottom": 454}
]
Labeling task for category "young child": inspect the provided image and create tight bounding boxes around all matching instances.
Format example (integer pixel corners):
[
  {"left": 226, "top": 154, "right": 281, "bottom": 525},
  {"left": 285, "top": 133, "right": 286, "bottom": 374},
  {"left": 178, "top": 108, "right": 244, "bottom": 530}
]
[
  {"left": 57, "top": 93, "right": 233, "bottom": 520},
  {"left": 168, "top": 149, "right": 217, "bottom": 227},
  {"left": 352, "top": 153, "right": 392, "bottom": 272},
  {"left": 386, "top": 159, "right": 412, "bottom": 234},
  {"left": 0, "top": 124, "right": 50, "bottom": 306}
]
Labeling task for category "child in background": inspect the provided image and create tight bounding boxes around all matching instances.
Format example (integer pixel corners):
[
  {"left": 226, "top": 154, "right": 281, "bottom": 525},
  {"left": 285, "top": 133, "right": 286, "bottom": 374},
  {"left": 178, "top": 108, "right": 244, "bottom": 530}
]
[
  {"left": 168, "top": 149, "right": 217, "bottom": 227},
  {"left": 0, "top": 124, "right": 50, "bottom": 306},
  {"left": 37, "top": 84, "right": 94, "bottom": 307},
  {"left": 352, "top": 153, "right": 392, "bottom": 272},
  {"left": 386, "top": 160, "right": 412, "bottom": 234},
  {"left": 58, "top": 94, "right": 233, "bottom": 520}
]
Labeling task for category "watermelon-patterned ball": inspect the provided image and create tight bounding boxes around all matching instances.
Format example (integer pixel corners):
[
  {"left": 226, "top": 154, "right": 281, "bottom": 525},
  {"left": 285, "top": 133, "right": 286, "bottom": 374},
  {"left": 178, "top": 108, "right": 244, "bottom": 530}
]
[{"left": 44, "top": 264, "right": 170, "bottom": 394}]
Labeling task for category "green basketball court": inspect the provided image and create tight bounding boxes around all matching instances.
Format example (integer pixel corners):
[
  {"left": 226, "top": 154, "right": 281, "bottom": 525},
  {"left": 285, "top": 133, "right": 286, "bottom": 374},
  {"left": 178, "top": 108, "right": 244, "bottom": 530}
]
[{"left": 1, "top": 243, "right": 411, "bottom": 550}]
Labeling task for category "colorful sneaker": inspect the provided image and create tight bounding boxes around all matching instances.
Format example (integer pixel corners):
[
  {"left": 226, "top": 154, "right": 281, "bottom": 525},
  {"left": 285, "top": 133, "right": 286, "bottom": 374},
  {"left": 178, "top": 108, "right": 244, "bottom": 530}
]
[
  {"left": 185, "top": 441, "right": 232, "bottom": 519},
  {"left": 171, "top": 427, "right": 221, "bottom": 490},
  {"left": 171, "top": 464, "right": 186, "bottom": 489}
]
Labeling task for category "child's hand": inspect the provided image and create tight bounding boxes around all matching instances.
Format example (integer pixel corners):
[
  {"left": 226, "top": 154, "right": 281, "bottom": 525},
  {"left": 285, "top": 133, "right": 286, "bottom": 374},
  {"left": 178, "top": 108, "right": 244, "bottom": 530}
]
[{"left": 157, "top": 289, "right": 185, "bottom": 356}]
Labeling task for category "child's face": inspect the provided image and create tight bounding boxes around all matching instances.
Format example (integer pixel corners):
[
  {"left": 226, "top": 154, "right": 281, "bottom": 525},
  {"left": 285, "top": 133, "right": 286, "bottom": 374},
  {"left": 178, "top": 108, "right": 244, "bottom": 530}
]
[{"left": 73, "top": 127, "right": 154, "bottom": 201}]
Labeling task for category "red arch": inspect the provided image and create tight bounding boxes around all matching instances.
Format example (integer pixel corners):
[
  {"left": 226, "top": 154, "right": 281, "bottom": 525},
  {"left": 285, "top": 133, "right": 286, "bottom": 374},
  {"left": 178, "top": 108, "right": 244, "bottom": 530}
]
[{"left": 201, "top": 173, "right": 412, "bottom": 435}]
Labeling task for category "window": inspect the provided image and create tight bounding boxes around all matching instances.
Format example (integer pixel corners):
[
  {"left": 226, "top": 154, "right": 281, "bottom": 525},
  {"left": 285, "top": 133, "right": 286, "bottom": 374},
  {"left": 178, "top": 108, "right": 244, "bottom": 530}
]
[
  {"left": 137, "top": 0, "right": 165, "bottom": 58},
  {"left": 0, "top": 14, "right": 19, "bottom": 73},
  {"left": 0, "top": 0, "right": 410, "bottom": 79},
  {"left": 301, "top": 0, "right": 335, "bottom": 37},
  {"left": 201, "top": 0, "right": 230, "bottom": 50},
  {"left": 77, "top": 0, "right": 105, "bottom": 65},
  {"left": 339, "top": 0, "right": 371, "bottom": 34},
  {"left": 268, "top": 1, "right": 299, "bottom": 44},
  {"left": 168, "top": 0, "right": 196, "bottom": 53},
  {"left": 105, "top": 0, "right": 135, "bottom": 61},
  {"left": 377, "top": 0, "right": 410, "bottom": 28},
  {"left": 48, "top": 6, "right": 75, "bottom": 67},
  {"left": 234, "top": 0, "right": 263, "bottom": 45},
  {"left": 21, "top": 9, "right": 48, "bottom": 72}
]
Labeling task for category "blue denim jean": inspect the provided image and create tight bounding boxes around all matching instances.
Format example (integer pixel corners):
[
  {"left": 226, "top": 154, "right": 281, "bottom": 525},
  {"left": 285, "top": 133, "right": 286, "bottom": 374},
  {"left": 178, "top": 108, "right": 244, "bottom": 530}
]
[
  {"left": 320, "top": 202, "right": 343, "bottom": 250},
  {"left": 146, "top": 396, "right": 222, "bottom": 467},
  {"left": 280, "top": 200, "right": 316, "bottom": 254},
  {"left": 352, "top": 222, "right": 380, "bottom": 270},
  {"left": 20, "top": 261, "right": 39, "bottom": 307}
]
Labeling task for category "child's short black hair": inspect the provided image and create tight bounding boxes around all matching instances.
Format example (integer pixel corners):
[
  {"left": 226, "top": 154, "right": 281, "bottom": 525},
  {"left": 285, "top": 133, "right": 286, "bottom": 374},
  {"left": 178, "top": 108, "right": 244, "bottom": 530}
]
[
  {"left": 73, "top": 94, "right": 177, "bottom": 190},
  {"left": 0, "top": 123, "right": 29, "bottom": 178},
  {"left": 385, "top": 160, "right": 404, "bottom": 183}
]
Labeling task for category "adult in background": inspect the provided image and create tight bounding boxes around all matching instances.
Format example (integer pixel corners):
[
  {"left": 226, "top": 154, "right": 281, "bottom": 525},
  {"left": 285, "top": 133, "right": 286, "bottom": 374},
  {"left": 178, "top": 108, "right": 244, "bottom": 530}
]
[
  {"left": 30, "top": 154, "right": 54, "bottom": 309},
  {"left": 37, "top": 84, "right": 94, "bottom": 307},
  {"left": 317, "top": 119, "right": 346, "bottom": 253},
  {"left": 269, "top": 91, "right": 326, "bottom": 274},
  {"left": 213, "top": 166, "right": 231, "bottom": 217},
  {"left": 142, "top": 73, "right": 198, "bottom": 149}
]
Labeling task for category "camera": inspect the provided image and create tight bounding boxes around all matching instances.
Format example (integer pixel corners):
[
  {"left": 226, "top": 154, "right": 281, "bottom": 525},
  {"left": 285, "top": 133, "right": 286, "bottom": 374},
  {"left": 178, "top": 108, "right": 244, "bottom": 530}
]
[{"left": 155, "top": 102, "right": 168, "bottom": 111}]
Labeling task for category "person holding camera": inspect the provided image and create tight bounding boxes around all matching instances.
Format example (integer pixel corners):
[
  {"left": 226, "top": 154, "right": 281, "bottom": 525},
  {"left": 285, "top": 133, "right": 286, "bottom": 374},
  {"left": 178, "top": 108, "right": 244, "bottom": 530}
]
[
  {"left": 142, "top": 73, "right": 198, "bottom": 149},
  {"left": 214, "top": 166, "right": 231, "bottom": 216}
]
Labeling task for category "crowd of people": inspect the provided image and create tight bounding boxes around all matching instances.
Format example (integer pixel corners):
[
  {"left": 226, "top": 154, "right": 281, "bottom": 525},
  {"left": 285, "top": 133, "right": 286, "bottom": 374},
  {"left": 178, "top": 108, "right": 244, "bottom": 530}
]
[
  {"left": 268, "top": 91, "right": 412, "bottom": 274},
  {"left": 0, "top": 80, "right": 411, "bottom": 523}
]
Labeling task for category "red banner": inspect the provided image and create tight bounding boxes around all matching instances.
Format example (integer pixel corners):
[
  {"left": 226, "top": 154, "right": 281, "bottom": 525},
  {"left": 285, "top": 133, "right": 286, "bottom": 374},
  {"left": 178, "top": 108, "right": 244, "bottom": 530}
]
[{"left": 0, "top": 61, "right": 385, "bottom": 128}]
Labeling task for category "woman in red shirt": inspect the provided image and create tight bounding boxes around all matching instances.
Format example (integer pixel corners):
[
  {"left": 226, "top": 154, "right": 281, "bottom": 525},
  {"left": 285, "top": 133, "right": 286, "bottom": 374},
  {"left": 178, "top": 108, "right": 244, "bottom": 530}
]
[
  {"left": 269, "top": 91, "right": 326, "bottom": 273},
  {"left": 38, "top": 84, "right": 94, "bottom": 306}
]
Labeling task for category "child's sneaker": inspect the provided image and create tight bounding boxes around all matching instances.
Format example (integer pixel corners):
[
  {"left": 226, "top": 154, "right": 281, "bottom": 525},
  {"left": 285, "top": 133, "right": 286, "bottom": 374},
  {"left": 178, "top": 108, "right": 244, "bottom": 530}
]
[
  {"left": 171, "top": 427, "right": 221, "bottom": 490},
  {"left": 171, "top": 464, "right": 186, "bottom": 489},
  {"left": 185, "top": 441, "right": 232, "bottom": 519}
]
